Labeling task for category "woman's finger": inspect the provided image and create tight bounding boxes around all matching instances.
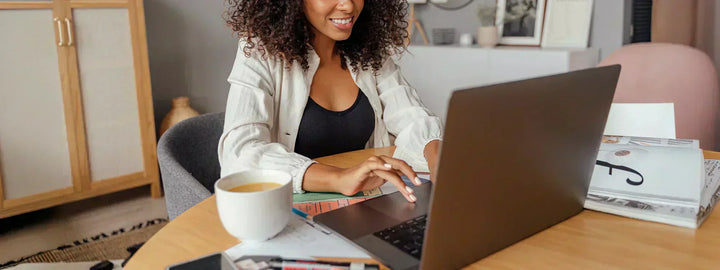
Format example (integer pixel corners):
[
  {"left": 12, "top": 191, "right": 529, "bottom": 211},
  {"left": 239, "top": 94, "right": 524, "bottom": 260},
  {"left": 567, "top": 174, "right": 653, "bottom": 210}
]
[
  {"left": 378, "top": 155, "right": 422, "bottom": 186},
  {"left": 373, "top": 169, "right": 417, "bottom": 203},
  {"left": 361, "top": 158, "right": 394, "bottom": 174}
]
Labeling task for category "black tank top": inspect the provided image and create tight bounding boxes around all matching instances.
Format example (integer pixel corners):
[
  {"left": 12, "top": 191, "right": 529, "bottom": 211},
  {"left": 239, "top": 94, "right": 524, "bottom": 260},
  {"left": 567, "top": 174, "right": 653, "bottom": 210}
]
[{"left": 294, "top": 90, "right": 375, "bottom": 159}]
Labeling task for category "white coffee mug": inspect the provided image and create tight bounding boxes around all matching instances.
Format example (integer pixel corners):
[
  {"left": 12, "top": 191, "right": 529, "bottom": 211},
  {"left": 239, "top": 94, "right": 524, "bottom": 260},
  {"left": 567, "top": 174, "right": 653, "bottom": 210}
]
[{"left": 215, "top": 170, "right": 292, "bottom": 242}]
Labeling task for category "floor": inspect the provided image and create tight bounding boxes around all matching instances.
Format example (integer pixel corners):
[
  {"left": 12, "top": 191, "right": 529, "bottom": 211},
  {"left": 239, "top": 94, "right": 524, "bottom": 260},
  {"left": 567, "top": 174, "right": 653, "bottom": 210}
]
[{"left": 0, "top": 186, "right": 168, "bottom": 264}]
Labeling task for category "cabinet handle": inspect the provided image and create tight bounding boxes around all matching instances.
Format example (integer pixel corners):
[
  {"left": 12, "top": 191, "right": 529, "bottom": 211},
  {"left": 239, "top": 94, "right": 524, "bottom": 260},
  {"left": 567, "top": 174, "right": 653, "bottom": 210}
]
[
  {"left": 54, "top": 17, "right": 64, "bottom": 46},
  {"left": 64, "top": 18, "right": 74, "bottom": 46}
]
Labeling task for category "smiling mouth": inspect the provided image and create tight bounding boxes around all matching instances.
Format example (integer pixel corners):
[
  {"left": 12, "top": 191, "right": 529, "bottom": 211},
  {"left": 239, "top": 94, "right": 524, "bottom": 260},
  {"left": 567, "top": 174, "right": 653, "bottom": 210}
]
[{"left": 329, "top": 17, "right": 353, "bottom": 25}]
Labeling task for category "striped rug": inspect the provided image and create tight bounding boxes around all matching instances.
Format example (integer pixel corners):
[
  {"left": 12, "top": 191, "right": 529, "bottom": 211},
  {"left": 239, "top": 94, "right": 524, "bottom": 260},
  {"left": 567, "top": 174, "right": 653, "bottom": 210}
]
[{"left": 0, "top": 218, "right": 167, "bottom": 269}]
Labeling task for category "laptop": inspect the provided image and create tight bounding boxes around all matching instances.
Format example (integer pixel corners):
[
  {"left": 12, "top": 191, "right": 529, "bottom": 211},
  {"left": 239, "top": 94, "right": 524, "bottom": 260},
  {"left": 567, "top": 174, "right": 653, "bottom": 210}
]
[{"left": 313, "top": 66, "right": 621, "bottom": 270}]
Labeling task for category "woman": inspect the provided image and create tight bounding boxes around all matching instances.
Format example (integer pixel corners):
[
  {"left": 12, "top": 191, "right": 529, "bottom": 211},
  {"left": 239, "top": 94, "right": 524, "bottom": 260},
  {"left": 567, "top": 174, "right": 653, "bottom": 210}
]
[{"left": 219, "top": 0, "right": 443, "bottom": 203}]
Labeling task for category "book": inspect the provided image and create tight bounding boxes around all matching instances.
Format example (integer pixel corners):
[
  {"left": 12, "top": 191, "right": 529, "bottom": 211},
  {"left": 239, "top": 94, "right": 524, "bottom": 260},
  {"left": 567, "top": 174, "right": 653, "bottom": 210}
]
[
  {"left": 293, "top": 174, "right": 431, "bottom": 217},
  {"left": 584, "top": 136, "right": 720, "bottom": 228}
]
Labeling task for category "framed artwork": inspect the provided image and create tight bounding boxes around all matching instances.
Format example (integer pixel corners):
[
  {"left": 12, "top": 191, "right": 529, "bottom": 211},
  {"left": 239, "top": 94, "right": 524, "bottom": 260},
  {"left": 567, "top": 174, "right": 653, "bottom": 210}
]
[
  {"left": 495, "top": 0, "right": 547, "bottom": 46},
  {"left": 541, "top": 0, "right": 594, "bottom": 48}
]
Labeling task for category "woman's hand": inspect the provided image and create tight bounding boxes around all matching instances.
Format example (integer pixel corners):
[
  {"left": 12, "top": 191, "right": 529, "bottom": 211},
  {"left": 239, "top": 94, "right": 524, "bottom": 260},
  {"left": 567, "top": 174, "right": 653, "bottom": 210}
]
[{"left": 334, "top": 155, "right": 421, "bottom": 203}]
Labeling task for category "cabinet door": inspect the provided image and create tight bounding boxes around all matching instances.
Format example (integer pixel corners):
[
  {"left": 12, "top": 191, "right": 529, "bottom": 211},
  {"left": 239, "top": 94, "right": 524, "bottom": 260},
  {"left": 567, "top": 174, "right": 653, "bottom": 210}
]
[
  {"left": 0, "top": 4, "right": 77, "bottom": 208},
  {"left": 70, "top": 6, "right": 150, "bottom": 186}
]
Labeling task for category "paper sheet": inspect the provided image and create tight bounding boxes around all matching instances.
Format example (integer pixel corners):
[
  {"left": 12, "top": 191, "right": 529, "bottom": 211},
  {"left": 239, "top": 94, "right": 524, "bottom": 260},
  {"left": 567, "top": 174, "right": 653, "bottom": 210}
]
[
  {"left": 604, "top": 103, "right": 676, "bottom": 139},
  {"left": 225, "top": 214, "right": 371, "bottom": 260}
]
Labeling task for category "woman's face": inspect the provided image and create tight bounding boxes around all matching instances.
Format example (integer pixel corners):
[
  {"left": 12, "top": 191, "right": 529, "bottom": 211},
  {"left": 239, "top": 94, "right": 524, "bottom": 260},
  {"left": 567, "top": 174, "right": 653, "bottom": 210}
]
[{"left": 304, "top": 0, "right": 364, "bottom": 41}]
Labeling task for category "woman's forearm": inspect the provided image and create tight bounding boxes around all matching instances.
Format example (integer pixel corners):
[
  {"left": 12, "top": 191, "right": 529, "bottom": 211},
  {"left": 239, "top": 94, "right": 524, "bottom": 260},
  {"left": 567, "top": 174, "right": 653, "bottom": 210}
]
[
  {"left": 301, "top": 163, "right": 343, "bottom": 193},
  {"left": 424, "top": 140, "right": 441, "bottom": 181},
  {"left": 424, "top": 140, "right": 440, "bottom": 165}
]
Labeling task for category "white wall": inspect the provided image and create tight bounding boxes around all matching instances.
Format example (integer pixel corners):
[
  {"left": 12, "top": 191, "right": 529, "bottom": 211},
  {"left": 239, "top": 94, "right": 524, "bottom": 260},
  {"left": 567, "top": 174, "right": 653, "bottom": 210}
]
[
  {"left": 590, "top": 0, "right": 632, "bottom": 59},
  {"left": 144, "top": 0, "right": 237, "bottom": 129}
]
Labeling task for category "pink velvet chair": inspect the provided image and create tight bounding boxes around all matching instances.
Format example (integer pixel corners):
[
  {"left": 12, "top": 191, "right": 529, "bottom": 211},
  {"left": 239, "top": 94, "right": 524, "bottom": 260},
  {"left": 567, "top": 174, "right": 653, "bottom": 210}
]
[{"left": 598, "top": 43, "right": 720, "bottom": 150}]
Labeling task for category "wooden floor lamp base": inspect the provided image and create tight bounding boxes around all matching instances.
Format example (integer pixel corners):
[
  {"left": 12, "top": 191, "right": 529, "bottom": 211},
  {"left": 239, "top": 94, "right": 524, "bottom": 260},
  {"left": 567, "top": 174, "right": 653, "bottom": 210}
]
[{"left": 406, "top": 4, "right": 429, "bottom": 45}]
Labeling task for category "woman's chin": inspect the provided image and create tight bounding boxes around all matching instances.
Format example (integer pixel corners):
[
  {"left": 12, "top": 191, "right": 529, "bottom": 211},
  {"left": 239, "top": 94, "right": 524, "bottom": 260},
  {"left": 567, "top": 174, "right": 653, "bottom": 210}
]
[
  {"left": 330, "top": 33, "right": 352, "bottom": 41},
  {"left": 320, "top": 28, "right": 352, "bottom": 41}
]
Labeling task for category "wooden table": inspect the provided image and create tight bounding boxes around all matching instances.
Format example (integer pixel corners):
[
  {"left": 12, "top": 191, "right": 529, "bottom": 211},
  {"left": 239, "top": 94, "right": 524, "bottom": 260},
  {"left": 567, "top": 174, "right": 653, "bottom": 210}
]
[{"left": 125, "top": 147, "right": 720, "bottom": 269}]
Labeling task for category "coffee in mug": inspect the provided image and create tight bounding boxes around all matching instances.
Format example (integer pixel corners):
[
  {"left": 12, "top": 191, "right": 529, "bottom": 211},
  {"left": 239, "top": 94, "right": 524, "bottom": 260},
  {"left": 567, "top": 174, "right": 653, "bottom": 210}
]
[{"left": 228, "top": 182, "right": 282, "bottom": 193}]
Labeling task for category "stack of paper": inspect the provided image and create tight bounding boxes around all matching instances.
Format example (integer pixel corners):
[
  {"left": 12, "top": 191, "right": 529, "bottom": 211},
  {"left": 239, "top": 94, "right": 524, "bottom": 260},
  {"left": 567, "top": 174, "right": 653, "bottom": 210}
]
[
  {"left": 225, "top": 214, "right": 371, "bottom": 260},
  {"left": 585, "top": 103, "right": 720, "bottom": 228}
]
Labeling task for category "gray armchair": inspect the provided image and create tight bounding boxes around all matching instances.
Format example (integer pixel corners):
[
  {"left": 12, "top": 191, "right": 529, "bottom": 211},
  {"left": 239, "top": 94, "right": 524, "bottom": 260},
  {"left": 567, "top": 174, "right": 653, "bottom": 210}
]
[{"left": 157, "top": 112, "right": 225, "bottom": 220}]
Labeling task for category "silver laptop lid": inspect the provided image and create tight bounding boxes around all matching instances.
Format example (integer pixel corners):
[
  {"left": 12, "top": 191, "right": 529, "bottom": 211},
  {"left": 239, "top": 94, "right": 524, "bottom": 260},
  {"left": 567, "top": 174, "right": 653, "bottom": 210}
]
[{"left": 421, "top": 65, "right": 620, "bottom": 269}]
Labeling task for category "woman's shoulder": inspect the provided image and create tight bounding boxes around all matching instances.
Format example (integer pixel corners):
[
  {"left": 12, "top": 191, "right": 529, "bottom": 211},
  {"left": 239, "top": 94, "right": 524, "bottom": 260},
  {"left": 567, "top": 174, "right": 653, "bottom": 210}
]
[
  {"left": 234, "top": 38, "right": 285, "bottom": 67},
  {"left": 228, "top": 38, "right": 282, "bottom": 82},
  {"left": 369, "top": 56, "right": 402, "bottom": 78}
]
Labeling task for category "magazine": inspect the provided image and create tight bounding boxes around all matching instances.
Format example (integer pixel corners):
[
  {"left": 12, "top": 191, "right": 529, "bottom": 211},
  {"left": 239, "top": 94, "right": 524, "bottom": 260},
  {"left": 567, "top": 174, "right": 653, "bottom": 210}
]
[{"left": 584, "top": 136, "right": 720, "bottom": 228}]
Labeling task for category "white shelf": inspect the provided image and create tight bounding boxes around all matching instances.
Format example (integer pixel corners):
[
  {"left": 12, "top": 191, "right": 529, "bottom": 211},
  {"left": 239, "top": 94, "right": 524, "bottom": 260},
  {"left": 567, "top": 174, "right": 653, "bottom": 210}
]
[
  {"left": 407, "top": 44, "right": 596, "bottom": 52},
  {"left": 397, "top": 45, "right": 600, "bottom": 121}
]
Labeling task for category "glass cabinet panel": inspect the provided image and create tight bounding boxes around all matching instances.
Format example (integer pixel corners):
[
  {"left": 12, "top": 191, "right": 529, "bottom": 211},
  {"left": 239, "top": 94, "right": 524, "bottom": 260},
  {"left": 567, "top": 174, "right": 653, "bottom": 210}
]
[
  {"left": 73, "top": 8, "right": 144, "bottom": 181},
  {"left": 0, "top": 9, "right": 74, "bottom": 199}
]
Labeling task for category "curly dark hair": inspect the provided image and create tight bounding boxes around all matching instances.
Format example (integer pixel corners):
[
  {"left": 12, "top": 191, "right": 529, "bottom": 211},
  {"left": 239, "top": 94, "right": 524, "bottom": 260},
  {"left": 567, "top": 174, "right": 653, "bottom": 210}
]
[{"left": 224, "top": 0, "right": 409, "bottom": 72}]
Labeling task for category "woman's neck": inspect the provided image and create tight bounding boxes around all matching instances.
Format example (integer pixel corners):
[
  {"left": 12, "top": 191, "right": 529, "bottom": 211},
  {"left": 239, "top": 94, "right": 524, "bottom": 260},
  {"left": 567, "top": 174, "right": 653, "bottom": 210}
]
[{"left": 311, "top": 30, "right": 340, "bottom": 65}]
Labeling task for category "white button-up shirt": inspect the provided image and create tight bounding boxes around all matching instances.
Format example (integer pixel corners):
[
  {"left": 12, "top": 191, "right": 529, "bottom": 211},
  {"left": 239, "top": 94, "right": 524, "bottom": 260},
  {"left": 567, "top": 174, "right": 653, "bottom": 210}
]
[{"left": 219, "top": 41, "right": 443, "bottom": 193}]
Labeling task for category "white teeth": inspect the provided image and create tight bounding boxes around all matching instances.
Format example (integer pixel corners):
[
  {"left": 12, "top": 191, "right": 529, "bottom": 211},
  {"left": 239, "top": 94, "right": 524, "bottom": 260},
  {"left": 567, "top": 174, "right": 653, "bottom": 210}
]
[{"left": 331, "top": 18, "right": 351, "bottom": 25}]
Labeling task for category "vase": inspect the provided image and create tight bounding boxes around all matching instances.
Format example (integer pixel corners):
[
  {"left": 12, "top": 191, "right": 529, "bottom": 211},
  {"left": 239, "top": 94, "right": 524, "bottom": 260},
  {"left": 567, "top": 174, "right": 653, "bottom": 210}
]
[
  {"left": 159, "top": 96, "right": 200, "bottom": 137},
  {"left": 477, "top": 26, "right": 499, "bottom": 48},
  {"left": 459, "top": 33, "right": 474, "bottom": 46}
]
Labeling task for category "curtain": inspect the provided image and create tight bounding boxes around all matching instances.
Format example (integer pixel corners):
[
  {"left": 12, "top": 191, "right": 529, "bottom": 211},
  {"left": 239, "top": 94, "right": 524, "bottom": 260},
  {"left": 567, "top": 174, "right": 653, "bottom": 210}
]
[{"left": 652, "top": 0, "right": 717, "bottom": 74}]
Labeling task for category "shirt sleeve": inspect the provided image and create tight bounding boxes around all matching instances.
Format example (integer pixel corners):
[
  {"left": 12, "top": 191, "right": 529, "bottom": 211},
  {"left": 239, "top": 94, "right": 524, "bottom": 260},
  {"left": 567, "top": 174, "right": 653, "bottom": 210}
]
[
  {"left": 218, "top": 42, "right": 315, "bottom": 193},
  {"left": 376, "top": 57, "right": 444, "bottom": 172}
]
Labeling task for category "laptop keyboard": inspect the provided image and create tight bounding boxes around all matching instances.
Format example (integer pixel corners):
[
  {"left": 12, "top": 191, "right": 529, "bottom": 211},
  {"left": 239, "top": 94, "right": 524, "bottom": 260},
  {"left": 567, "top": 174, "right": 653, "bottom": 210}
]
[{"left": 373, "top": 215, "right": 427, "bottom": 259}]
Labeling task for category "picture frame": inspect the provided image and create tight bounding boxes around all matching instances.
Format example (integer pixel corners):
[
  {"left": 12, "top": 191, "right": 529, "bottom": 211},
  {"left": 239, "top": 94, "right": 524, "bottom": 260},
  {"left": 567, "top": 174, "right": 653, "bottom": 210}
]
[
  {"left": 495, "top": 0, "right": 547, "bottom": 46},
  {"left": 541, "top": 0, "right": 594, "bottom": 48}
]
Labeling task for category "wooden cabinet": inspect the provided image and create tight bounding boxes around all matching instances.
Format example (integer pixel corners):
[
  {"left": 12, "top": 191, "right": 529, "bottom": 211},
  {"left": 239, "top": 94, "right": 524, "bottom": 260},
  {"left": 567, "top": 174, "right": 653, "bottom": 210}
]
[{"left": 0, "top": 0, "right": 160, "bottom": 219}]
